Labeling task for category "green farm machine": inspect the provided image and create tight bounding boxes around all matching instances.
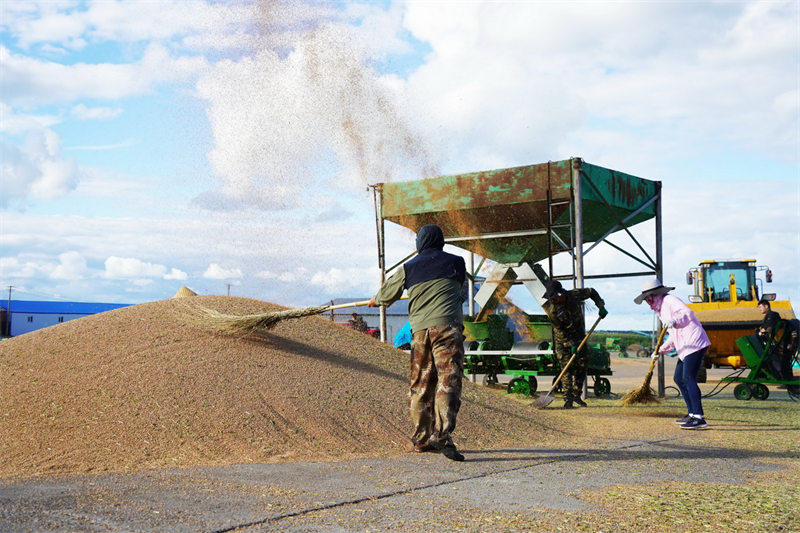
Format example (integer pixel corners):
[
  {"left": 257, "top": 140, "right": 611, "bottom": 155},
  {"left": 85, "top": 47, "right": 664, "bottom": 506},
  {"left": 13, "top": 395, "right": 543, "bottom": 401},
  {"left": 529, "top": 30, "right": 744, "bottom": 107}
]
[{"left": 460, "top": 304, "right": 613, "bottom": 397}]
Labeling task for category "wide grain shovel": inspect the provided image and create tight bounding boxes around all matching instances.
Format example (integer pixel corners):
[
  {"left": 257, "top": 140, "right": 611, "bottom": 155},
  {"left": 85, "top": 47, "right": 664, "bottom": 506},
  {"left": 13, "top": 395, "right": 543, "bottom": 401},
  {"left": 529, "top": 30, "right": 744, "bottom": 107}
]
[
  {"left": 620, "top": 326, "right": 668, "bottom": 406},
  {"left": 533, "top": 315, "right": 603, "bottom": 409}
]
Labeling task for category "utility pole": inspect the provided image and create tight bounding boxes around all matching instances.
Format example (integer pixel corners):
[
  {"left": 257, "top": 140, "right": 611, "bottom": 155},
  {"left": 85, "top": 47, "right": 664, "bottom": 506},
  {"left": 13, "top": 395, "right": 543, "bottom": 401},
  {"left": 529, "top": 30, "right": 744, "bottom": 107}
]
[{"left": 226, "top": 283, "right": 231, "bottom": 296}]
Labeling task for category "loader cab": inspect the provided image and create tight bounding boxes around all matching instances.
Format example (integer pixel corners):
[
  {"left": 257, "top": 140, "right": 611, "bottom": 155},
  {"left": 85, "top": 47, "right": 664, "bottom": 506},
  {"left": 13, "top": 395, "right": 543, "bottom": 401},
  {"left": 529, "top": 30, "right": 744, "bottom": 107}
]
[{"left": 687, "top": 259, "right": 762, "bottom": 304}]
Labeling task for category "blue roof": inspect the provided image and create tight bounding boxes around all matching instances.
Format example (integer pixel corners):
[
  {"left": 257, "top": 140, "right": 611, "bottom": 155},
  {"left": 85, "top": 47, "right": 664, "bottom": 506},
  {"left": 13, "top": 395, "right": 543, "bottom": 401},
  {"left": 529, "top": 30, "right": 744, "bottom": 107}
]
[{"left": 0, "top": 300, "right": 131, "bottom": 314}]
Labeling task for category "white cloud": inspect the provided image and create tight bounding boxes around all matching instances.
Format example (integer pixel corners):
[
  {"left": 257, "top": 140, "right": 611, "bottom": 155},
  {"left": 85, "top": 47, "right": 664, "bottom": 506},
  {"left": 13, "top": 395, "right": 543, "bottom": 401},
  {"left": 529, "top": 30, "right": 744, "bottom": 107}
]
[
  {"left": 2, "top": 0, "right": 256, "bottom": 50},
  {"left": 104, "top": 256, "right": 168, "bottom": 279},
  {"left": 309, "top": 267, "right": 378, "bottom": 295},
  {"left": 203, "top": 263, "right": 242, "bottom": 280},
  {"left": 66, "top": 139, "right": 138, "bottom": 151},
  {"left": 402, "top": 1, "right": 799, "bottom": 168},
  {"left": 0, "top": 102, "right": 61, "bottom": 134},
  {"left": 0, "top": 256, "right": 47, "bottom": 278},
  {"left": 70, "top": 104, "right": 123, "bottom": 120},
  {"left": 50, "top": 251, "right": 88, "bottom": 280},
  {"left": 0, "top": 128, "right": 79, "bottom": 208},
  {"left": 164, "top": 268, "right": 188, "bottom": 281},
  {"left": 255, "top": 267, "right": 310, "bottom": 283},
  {"left": 0, "top": 44, "right": 208, "bottom": 105}
]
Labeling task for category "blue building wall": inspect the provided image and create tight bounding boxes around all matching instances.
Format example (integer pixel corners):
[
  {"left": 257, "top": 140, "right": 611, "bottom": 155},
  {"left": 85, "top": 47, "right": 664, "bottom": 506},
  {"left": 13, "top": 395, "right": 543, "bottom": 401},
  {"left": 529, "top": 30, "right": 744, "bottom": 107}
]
[{"left": 1, "top": 300, "right": 131, "bottom": 337}]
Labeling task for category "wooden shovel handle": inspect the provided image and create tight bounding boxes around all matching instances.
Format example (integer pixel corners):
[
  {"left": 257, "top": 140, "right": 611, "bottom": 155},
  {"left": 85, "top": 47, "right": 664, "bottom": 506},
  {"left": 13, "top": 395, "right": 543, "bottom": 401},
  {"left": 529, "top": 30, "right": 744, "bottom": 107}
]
[
  {"left": 646, "top": 326, "right": 669, "bottom": 371},
  {"left": 326, "top": 295, "right": 408, "bottom": 311}
]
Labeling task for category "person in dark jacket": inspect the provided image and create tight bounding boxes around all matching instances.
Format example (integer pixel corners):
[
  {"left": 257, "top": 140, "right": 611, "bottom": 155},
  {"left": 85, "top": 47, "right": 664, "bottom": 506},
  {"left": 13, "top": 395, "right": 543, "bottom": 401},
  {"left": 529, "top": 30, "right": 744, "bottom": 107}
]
[
  {"left": 542, "top": 280, "right": 607, "bottom": 409},
  {"left": 756, "top": 299, "right": 781, "bottom": 344},
  {"left": 348, "top": 312, "right": 368, "bottom": 333},
  {"left": 369, "top": 224, "right": 467, "bottom": 461},
  {"left": 756, "top": 299, "right": 797, "bottom": 382}
]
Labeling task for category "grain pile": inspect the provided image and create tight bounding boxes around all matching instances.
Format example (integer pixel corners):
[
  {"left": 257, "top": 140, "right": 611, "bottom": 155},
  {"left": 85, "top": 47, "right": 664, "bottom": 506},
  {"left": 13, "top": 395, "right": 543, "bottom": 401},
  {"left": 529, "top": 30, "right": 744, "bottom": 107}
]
[
  {"left": 173, "top": 285, "right": 197, "bottom": 298},
  {"left": 0, "top": 296, "right": 565, "bottom": 479}
]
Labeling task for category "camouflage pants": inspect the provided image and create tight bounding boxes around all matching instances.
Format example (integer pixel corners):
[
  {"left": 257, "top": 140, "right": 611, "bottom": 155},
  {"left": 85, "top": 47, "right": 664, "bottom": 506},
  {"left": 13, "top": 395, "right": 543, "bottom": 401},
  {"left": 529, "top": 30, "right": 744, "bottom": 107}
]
[
  {"left": 409, "top": 325, "right": 464, "bottom": 446},
  {"left": 556, "top": 341, "right": 588, "bottom": 402}
]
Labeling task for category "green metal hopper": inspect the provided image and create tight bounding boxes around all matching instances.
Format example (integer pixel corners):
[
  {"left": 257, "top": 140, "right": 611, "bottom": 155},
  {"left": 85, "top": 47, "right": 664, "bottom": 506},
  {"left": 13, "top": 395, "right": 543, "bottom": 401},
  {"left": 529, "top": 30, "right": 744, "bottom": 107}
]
[{"left": 378, "top": 158, "right": 659, "bottom": 266}]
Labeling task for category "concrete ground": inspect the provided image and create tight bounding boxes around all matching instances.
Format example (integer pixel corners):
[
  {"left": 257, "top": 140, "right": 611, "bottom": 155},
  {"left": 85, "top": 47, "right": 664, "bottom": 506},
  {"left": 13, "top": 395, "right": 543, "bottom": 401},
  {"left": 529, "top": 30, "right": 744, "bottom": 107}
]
[
  {"left": 1, "top": 436, "right": 789, "bottom": 533},
  {"left": 2, "top": 356, "right": 795, "bottom": 533}
]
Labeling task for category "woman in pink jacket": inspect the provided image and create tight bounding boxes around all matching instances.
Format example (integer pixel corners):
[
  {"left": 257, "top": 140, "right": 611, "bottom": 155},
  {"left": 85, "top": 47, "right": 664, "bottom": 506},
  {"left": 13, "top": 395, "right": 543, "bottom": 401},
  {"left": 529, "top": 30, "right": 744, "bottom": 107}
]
[{"left": 635, "top": 279, "right": 711, "bottom": 429}]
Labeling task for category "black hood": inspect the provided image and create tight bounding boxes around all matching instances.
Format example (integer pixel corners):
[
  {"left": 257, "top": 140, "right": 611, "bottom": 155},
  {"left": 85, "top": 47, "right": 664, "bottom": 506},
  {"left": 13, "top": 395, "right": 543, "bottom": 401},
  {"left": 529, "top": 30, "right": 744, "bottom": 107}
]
[{"left": 415, "top": 225, "right": 445, "bottom": 253}]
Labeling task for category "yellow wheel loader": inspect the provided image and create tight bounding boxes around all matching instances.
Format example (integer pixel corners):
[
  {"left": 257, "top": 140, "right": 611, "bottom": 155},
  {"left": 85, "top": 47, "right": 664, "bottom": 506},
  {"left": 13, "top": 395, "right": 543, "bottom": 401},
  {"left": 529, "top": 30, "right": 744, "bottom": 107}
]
[{"left": 685, "top": 259, "right": 796, "bottom": 381}]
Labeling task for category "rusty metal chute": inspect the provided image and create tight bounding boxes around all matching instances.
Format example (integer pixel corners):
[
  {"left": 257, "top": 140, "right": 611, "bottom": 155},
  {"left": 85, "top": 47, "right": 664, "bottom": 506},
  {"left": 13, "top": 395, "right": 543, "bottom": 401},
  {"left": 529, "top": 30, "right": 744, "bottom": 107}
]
[{"left": 376, "top": 157, "right": 661, "bottom": 276}]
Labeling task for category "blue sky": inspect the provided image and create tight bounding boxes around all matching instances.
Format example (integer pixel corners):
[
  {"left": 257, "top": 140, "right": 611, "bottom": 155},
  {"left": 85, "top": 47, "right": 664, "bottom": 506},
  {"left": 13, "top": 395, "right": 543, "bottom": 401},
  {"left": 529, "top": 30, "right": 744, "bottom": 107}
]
[{"left": 1, "top": 0, "right": 798, "bottom": 331}]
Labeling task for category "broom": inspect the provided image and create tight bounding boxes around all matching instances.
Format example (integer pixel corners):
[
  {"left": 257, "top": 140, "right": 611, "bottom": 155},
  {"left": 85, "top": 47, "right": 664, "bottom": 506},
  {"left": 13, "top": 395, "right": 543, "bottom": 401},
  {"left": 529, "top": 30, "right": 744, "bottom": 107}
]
[
  {"left": 197, "top": 297, "right": 407, "bottom": 334},
  {"left": 619, "top": 326, "right": 668, "bottom": 406},
  {"left": 533, "top": 315, "right": 603, "bottom": 409}
]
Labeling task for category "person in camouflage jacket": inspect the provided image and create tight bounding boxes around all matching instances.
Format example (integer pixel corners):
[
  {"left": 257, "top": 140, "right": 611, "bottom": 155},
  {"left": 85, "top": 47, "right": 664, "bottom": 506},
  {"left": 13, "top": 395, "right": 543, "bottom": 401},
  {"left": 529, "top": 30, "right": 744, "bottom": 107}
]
[
  {"left": 542, "top": 280, "right": 607, "bottom": 409},
  {"left": 369, "top": 224, "right": 467, "bottom": 461}
]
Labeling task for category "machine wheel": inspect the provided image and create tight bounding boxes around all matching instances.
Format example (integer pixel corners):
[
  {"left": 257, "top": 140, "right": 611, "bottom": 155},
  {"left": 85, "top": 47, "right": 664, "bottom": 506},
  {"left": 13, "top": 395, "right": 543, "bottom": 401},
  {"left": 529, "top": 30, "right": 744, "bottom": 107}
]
[
  {"left": 594, "top": 377, "right": 611, "bottom": 397},
  {"left": 637, "top": 348, "right": 648, "bottom": 358},
  {"left": 483, "top": 373, "right": 498, "bottom": 386},
  {"left": 752, "top": 383, "right": 770, "bottom": 401},
  {"left": 733, "top": 383, "right": 752, "bottom": 400},
  {"left": 507, "top": 377, "right": 531, "bottom": 396},
  {"left": 527, "top": 376, "right": 538, "bottom": 395}
]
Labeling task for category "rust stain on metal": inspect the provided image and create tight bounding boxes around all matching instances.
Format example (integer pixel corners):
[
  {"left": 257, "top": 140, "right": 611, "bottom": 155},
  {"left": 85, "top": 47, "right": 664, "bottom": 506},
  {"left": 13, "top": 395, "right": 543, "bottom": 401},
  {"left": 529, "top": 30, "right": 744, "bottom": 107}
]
[
  {"left": 606, "top": 170, "right": 653, "bottom": 206},
  {"left": 379, "top": 159, "right": 657, "bottom": 265}
]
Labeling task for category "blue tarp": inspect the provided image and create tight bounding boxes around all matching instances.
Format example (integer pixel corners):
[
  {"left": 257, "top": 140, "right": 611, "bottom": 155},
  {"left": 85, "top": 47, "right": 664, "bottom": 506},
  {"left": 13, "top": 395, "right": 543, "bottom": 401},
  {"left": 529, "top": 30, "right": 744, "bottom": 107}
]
[{"left": 393, "top": 321, "right": 412, "bottom": 348}]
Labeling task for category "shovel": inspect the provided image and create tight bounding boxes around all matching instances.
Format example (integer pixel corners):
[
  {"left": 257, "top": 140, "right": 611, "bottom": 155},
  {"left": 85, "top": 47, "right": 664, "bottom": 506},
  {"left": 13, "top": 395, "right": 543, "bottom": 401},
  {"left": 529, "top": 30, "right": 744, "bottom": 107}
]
[{"left": 533, "top": 315, "right": 603, "bottom": 409}]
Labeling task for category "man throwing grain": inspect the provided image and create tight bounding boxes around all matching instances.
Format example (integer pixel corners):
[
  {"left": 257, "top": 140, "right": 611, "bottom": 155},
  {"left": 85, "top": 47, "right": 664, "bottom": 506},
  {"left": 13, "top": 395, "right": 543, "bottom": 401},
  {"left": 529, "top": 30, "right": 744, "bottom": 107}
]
[{"left": 368, "top": 224, "right": 467, "bottom": 462}]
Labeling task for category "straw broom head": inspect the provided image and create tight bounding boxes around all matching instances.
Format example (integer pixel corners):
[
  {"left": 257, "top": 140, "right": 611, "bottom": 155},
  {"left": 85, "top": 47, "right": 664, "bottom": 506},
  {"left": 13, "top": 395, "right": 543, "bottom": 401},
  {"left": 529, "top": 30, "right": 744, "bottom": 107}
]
[
  {"left": 619, "top": 326, "right": 668, "bottom": 406},
  {"left": 619, "top": 362, "right": 660, "bottom": 405}
]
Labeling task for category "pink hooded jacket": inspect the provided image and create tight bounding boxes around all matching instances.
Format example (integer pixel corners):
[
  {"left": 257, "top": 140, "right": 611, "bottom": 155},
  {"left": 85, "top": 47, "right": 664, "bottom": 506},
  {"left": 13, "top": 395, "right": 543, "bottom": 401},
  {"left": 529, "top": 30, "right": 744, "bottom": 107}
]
[{"left": 652, "top": 294, "right": 711, "bottom": 360}]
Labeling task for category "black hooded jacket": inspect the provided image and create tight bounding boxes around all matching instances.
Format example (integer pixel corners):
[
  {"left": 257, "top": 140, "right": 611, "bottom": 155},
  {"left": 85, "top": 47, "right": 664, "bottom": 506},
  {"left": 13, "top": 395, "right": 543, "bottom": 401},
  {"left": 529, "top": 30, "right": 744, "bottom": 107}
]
[{"left": 403, "top": 225, "right": 466, "bottom": 289}]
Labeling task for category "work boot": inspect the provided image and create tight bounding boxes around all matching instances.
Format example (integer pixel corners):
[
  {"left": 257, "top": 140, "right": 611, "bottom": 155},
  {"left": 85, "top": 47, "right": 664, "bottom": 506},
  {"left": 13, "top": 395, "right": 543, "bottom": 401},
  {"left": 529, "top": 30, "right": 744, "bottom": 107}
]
[
  {"left": 563, "top": 400, "right": 575, "bottom": 409},
  {"left": 440, "top": 443, "right": 465, "bottom": 462},
  {"left": 428, "top": 440, "right": 465, "bottom": 462},
  {"left": 413, "top": 441, "right": 435, "bottom": 453},
  {"left": 574, "top": 398, "right": 587, "bottom": 407}
]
